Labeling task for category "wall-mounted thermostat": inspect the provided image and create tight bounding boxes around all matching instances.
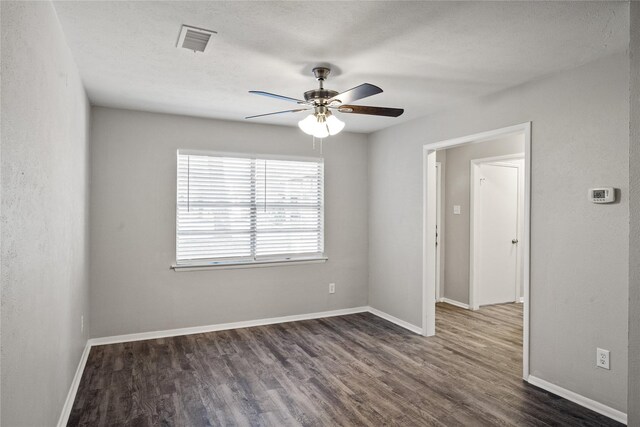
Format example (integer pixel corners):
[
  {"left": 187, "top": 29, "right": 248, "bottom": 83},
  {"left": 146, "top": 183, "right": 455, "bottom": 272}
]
[{"left": 589, "top": 187, "right": 615, "bottom": 204}]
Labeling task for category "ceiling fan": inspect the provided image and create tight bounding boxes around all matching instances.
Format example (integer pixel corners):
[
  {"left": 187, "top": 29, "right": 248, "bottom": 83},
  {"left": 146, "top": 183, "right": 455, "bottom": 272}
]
[{"left": 245, "top": 67, "right": 404, "bottom": 138}]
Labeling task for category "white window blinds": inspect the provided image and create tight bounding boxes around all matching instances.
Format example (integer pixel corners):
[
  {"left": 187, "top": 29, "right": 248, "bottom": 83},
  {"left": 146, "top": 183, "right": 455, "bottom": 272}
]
[{"left": 176, "top": 151, "right": 324, "bottom": 265}]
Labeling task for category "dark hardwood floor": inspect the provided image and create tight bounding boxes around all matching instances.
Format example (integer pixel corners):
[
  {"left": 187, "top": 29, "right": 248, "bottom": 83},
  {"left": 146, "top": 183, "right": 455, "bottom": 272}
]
[{"left": 68, "top": 303, "right": 621, "bottom": 426}]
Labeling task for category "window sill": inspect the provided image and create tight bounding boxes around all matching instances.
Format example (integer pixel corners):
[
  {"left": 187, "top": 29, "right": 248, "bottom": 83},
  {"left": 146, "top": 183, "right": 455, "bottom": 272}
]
[{"left": 171, "top": 257, "right": 328, "bottom": 272}]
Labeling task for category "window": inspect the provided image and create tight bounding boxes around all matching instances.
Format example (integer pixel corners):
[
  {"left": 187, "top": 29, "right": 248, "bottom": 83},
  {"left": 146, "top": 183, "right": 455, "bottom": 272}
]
[{"left": 176, "top": 150, "right": 325, "bottom": 267}]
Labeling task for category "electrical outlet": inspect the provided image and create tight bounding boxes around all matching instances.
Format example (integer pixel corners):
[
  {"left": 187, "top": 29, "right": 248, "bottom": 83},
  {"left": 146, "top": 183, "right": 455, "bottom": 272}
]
[
  {"left": 81, "top": 315, "right": 84, "bottom": 334},
  {"left": 329, "top": 283, "right": 335, "bottom": 294},
  {"left": 596, "top": 348, "right": 610, "bottom": 370}
]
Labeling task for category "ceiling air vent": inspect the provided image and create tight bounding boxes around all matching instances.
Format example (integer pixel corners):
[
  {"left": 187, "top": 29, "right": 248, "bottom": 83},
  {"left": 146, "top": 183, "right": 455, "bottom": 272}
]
[{"left": 177, "top": 25, "right": 216, "bottom": 53}]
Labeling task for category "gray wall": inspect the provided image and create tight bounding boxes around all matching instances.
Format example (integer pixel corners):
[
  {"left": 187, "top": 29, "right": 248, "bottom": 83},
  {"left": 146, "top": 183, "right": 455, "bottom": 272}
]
[
  {"left": 628, "top": 2, "right": 640, "bottom": 424},
  {"left": 1, "top": 2, "right": 91, "bottom": 425},
  {"left": 439, "top": 135, "right": 524, "bottom": 304},
  {"left": 368, "top": 51, "right": 629, "bottom": 412},
  {"left": 89, "top": 107, "right": 369, "bottom": 338}
]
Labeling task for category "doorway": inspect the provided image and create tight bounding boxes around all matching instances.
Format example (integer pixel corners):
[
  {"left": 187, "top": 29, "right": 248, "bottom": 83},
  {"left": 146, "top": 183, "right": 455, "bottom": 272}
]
[{"left": 422, "top": 122, "right": 531, "bottom": 380}]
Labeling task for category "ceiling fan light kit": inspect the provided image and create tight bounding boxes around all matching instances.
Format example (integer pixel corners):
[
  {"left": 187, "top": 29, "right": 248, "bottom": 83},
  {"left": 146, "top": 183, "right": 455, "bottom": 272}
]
[
  {"left": 298, "top": 107, "right": 345, "bottom": 138},
  {"left": 246, "top": 66, "right": 404, "bottom": 139}
]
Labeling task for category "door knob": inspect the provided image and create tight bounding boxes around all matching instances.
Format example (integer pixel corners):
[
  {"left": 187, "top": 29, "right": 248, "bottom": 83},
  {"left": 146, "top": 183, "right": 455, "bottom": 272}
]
[{"left": 512, "top": 239, "right": 519, "bottom": 244}]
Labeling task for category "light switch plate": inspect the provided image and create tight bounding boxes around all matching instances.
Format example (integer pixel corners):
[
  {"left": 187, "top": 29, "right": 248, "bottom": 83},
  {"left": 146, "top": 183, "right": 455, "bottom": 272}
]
[{"left": 453, "top": 205, "right": 461, "bottom": 215}]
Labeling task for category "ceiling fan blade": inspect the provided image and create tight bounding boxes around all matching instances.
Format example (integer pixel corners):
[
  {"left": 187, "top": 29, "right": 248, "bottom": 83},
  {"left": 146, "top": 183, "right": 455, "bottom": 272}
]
[
  {"left": 337, "top": 105, "right": 404, "bottom": 117},
  {"left": 328, "top": 83, "right": 382, "bottom": 105},
  {"left": 249, "top": 90, "right": 306, "bottom": 104},
  {"left": 245, "top": 108, "right": 309, "bottom": 119}
]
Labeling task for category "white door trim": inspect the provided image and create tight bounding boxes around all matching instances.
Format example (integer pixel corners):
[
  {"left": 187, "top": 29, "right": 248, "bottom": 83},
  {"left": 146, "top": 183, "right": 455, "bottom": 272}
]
[
  {"left": 469, "top": 155, "right": 524, "bottom": 310},
  {"left": 422, "top": 122, "right": 531, "bottom": 380}
]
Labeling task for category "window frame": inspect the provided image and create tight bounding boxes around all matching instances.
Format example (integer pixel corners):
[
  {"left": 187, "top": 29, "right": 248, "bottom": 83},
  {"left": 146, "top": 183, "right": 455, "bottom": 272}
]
[{"left": 172, "top": 149, "right": 327, "bottom": 270}]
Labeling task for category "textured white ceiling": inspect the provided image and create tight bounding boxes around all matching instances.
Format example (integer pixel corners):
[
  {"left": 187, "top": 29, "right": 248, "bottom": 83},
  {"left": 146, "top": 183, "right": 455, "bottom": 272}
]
[{"left": 52, "top": 1, "right": 627, "bottom": 133}]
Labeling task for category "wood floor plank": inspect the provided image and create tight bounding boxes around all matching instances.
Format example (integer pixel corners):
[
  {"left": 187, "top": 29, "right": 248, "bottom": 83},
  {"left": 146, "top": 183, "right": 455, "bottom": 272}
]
[{"left": 68, "top": 303, "right": 622, "bottom": 426}]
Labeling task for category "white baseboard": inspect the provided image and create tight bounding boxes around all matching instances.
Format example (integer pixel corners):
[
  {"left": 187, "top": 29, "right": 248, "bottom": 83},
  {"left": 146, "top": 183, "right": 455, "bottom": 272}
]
[
  {"left": 518, "top": 297, "right": 524, "bottom": 303},
  {"left": 439, "top": 298, "right": 470, "bottom": 309},
  {"left": 367, "top": 306, "right": 423, "bottom": 335},
  {"left": 57, "top": 341, "right": 91, "bottom": 427},
  {"left": 88, "top": 306, "right": 370, "bottom": 346},
  {"left": 527, "top": 375, "right": 627, "bottom": 425}
]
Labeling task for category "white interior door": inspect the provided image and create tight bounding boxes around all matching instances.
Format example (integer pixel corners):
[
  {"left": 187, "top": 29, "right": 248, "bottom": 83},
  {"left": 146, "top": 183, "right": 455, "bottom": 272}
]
[{"left": 478, "top": 163, "right": 518, "bottom": 306}]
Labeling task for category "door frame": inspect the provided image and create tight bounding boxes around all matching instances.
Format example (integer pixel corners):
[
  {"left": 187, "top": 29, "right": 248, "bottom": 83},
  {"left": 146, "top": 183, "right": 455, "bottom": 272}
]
[
  {"left": 470, "top": 156, "right": 524, "bottom": 310},
  {"left": 422, "top": 122, "right": 531, "bottom": 380}
]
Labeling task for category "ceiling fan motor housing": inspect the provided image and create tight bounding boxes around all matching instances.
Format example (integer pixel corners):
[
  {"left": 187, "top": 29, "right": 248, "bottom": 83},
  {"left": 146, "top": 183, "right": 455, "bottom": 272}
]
[{"left": 304, "top": 89, "right": 339, "bottom": 103}]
